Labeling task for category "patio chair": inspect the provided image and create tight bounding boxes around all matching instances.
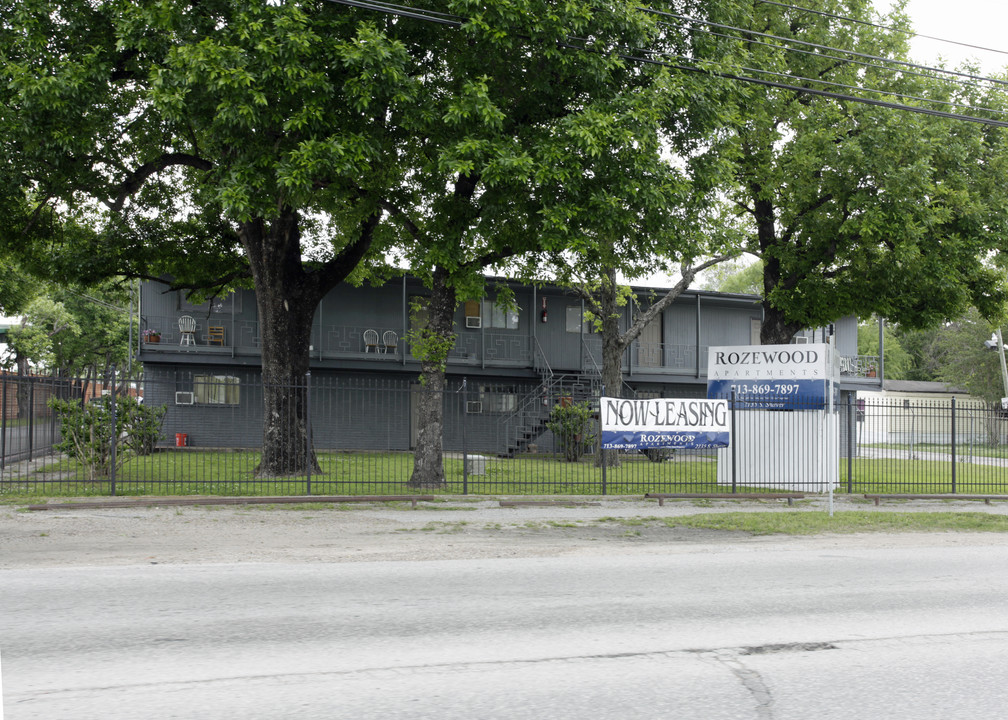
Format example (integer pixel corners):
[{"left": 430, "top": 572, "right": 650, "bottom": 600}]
[
  {"left": 363, "top": 328, "right": 379, "bottom": 353},
  {"left": 383, "top": 330, "right": 398, "bottom": 354},
  {"left": 178, "top": 315, "right": 196, "bottom": 345},
  {"left": 208, "top": 326, "right": 225, "bottom": 346}
]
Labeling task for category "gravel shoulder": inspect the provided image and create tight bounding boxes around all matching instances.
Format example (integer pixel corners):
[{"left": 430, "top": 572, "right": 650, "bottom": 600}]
[{"left": 4, "top": 495, "right": 1008, "bottom": 569}]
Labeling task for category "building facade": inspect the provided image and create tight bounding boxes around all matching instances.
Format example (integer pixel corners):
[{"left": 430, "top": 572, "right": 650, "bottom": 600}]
[{"left": 137, "top": 277, "right": 879, "bottom": 454}]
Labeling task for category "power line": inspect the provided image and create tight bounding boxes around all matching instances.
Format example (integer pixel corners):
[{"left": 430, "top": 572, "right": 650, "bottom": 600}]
[
  {"left": 633, "top": 25, "right": 1008, "bottom": 120},
  {"left": 680, "top": 22, "right": 1007, "bottom": 110},
  {"left": 755, "top": 0, "right": 1008, "bottom": 61},
  {"left": 621, "top": 49, "right": 1008, "bottom": 128},
  {"left": 321, "top": 0, "right": 1008, "bottom": 128},
  {"left": 648, "top": 20, "right": 1008, "bottom": 119},
  {"left": 333, "top": 0, "right": 460, "bottom": 26},
  {"left": 642, "top": 6, "right": 1008, "bottom": 90}
]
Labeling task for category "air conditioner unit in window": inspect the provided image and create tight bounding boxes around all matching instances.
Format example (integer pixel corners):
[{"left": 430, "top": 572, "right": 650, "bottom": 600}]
[
  {"left": 466, "top": 401, "right": 483, "bottom": 414},
  {"left": 175, "top": 391, "right": 195, "bottom": 405},
  {"left": 465, "top": 316, "right": 482, "bottom": 329},
  {"left": 793, "top": 336, "right": 809, "bottom": 344}
]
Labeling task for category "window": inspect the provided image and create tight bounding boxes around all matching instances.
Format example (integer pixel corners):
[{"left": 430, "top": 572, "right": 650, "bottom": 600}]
[
  {"left": 566, "top": 305, "right": 582, "bottom": 333},
  {"left": 179, "top": 291, "right": 241, "bottom": 314},
  {"left": 479, "top": 384, "right": 518, "bottom": 413},
  {"left": 194, "top": 375, "right": 240, "bottom": 405},
  {"left": 482, "top": 299, "right": 519, "bottom": 330}
]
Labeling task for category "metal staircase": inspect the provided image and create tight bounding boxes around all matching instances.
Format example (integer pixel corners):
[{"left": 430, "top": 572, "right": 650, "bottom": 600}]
[{"left": 497, "top": 371, "right": 602, "bottom": 458}]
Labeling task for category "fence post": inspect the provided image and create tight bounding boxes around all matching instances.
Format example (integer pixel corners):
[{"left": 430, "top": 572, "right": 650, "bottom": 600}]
[
  {"left": 730, "top": 388, "right": 737, "bottom": 493},
  {"left": 847, "top": 393, "right": 854, "bottom": 494},
  {"left": 600, "top": 385, "right": 606, "bottom": 496},
  {"left": 1, "top": 375, "right": 7, "bottom": 474},
  {"left": 461, "top": 378, "right": 468, "bottom": 496},
  {"left": 28, "top": 378, "right": 35, "bottom": 459},
  {"left": 305, "top": 370, "right": 312, "bottom": 496},
  {"left": 109, "top": 365, "right": 118, "bottom": 497},
  {"left": 951, "top": 396, "right": 956, "bottom": 494}
]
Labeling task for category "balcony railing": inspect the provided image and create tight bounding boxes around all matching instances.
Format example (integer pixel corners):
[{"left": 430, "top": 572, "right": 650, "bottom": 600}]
[
  {"left": 839, "top": 354, "right": 881, "bottom": 380},
  {"left": 141, "top": 316, "right": 884, "bottom": 382}
]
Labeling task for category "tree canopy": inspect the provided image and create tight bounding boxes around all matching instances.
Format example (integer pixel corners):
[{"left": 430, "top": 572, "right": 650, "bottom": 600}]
[
  {"left": 366, "top": 0, "right": 743, "bottom": 485},
  {"left": 0, "top": 1, "right": 464, "bottom": 473},
  {"left": 2, "top": 281, "right": 133, "bottom": 379},
  {"left": 726, "top": 0, "right": 1008, "bottom": 343}
]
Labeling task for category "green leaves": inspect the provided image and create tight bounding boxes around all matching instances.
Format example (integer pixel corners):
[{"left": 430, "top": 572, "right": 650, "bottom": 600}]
[{"left": 726, "top": 0, "right": 1008, "bottom": 341}]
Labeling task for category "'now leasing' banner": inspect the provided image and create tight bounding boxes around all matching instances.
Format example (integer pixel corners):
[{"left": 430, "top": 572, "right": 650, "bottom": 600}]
[{"left": 600, "top": 397, "right": 731, "bottom": 450}]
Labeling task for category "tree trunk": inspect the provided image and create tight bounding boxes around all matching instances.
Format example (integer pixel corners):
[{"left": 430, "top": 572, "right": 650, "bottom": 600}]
[
  {"left": 596, "top": 269, "right": 623, "bottom": 468},
  {"left": 15, "top": 352, "right": 29, "bottom": 420},
  {"left": 240, "top": 211, "right": 321, "bottom": 477},
  {"left": 760, "top": 299, "right": 803, "bottom": 345},
  {"left": 755, "top": 200, "right": 803, "bottom": 345},
  {"left": 408, "top": 268, "right": 456, "bottom": 488},
  {"left": 759, "top": 255, "right": 802, "bottom": 345}
]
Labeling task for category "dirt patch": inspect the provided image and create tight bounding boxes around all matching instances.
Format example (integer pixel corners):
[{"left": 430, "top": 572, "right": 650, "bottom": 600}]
[{"left": 3, "top": 496, "right": 1008, "bottom": 568}]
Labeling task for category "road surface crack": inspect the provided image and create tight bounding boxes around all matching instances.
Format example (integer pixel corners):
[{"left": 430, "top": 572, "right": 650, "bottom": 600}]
[{"left": 709, "top": 651, "right": 775, "bottom": 720}]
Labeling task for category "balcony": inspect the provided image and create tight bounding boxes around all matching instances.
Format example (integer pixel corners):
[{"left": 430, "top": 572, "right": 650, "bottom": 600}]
[
  {"left": 839, "top": 354, "right": 881, "bottom": 381},
  {"left": 140, "top": 317, "right": 535, "bottom": 368}
]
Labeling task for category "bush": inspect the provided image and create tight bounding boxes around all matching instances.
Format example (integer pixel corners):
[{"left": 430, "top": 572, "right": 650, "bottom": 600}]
[
  {"left": 641, "top": 447, "right": 676, "bottom": 463},
  {"left": 545, "top": 400, "right": 597, "bottom": 462},
  {"left": 49, "top": 395, "right": 166, "bottom": 481}
]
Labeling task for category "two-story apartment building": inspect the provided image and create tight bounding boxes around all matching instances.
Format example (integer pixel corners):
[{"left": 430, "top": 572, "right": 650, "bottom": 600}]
[{"left": 137, "top": 276, "right": 880, "bottom": 454}]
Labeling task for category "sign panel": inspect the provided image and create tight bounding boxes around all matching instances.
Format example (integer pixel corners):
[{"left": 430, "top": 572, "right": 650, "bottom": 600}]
[
  {"left": 707, "top": 343, "right": 832, "bottom": 408},
  {"left": 600, "top": 397, "right": 730, "bottom": 450}
]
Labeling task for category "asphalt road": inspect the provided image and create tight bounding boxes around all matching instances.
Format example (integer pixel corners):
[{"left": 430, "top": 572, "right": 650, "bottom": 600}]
[{"left": 4, "top": 542, "right": 1008, "bottom": 719}]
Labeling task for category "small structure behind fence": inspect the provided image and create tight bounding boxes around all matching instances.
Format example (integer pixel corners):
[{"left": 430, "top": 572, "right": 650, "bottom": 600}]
[{"left": 2, "top": 372, "right": 1007, "bottom": 497}]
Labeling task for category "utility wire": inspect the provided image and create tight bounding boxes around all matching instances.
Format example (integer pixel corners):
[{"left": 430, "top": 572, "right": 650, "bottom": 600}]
[
  {"left": 615, "top": 48, "right": 1008, "bottom": 127},
  {"left": 672, "top": 52, "right": 1008, "bottom": 119},
  {"left": 756, "top": 0, "right": 1008, "bottom": 61},
  {"left": 636, "top": 25, "right": 1008, "bottom": 119},
  {"left": 334, "top": 0, "right": 460, "bottom": 25},
  {"left": 680, "top": 22, "right": 1008, "bottom": 112},
  {"left": 322, "top": 0, "right": 1008, "bottom": 128},
  {"left": 649, "top": 20, "right": 1008, "bottom": 118},
  {"left": 642, "top": 6, "right": 1008, "bottom": 90}
]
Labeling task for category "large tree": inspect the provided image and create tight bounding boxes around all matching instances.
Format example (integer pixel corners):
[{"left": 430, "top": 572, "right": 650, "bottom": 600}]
[
  {"left": 387, "top": 0, "right": 744, "bottom": 486},
  {"left": 0, "top": 1, "right": 432, "bottom": 475},
  {"left": 727, "top": 0, "right": 1008, "bottom": 344}
]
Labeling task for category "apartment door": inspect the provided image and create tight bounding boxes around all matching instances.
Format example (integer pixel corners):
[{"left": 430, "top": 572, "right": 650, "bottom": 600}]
[{"left": 638, "top": 315, "right": 663, "bottom": 368}]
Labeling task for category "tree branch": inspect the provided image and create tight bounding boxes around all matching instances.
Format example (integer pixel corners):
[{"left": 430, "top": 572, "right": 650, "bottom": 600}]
[
  {"left": 316, "top": 210, "right": 381, "bottom": 291},
  {"left": 732, "top": 198, "right": 755, "bottom": 217},
  {"left": 621, "top": 253, "right": 740, "bottom": 348},
  {"left": 781, "top": 192, "right": 834, "bottom": 244},
  {"left": 379, "top": 198, "right": 421, "bottom": 240},
  {"left": 158, "top": 267, "right": 254, "bottom": 298},
  {"left": 106, "top": 153, "right": 214, "bottom": 211}
]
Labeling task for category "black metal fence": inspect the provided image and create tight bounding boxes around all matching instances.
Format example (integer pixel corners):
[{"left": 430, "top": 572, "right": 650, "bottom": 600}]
[{"left": 2, "top": 371, "right": 1007, "bottom": 497}]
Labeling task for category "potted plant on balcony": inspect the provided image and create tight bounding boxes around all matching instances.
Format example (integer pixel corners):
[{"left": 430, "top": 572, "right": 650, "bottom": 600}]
[{"left": 142, "top": 329, "right": 161, "bottom": 343}]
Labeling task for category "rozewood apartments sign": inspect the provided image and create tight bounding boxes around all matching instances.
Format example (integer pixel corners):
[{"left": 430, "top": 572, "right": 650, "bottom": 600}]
[{"left": 706, "top": 343, "right": 833, "bottom": 408}]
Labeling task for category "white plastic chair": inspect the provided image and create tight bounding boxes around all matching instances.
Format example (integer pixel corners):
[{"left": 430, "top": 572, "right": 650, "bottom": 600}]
[
  {"left": 178, "top": 315, "right": 196, "bottom": 345},
  {"left": 383, "top": 330, "right": 398, "bottom": 354},
  {"left": 363, "top": 328, "right": 379, "bottom": 353}
]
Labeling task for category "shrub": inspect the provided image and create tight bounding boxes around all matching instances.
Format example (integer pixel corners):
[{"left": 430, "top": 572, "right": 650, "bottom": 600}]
[
  {"left": 545, "top": 400, "right": 597, "bottom": 462},
  {"left": 49, "top": 395, "right": 166, "bottom": 481}
]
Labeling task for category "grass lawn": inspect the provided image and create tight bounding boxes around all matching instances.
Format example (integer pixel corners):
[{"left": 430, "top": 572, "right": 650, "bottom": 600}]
[
  {"left": 3, "top": 448, "right": 1008, "bottom": 499},
  {"left": 660, "top": 511, "right": 1008, "bottom": 535},
  {"left": 862, "top": 442, "right": 1008, "bottom": 459}
]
